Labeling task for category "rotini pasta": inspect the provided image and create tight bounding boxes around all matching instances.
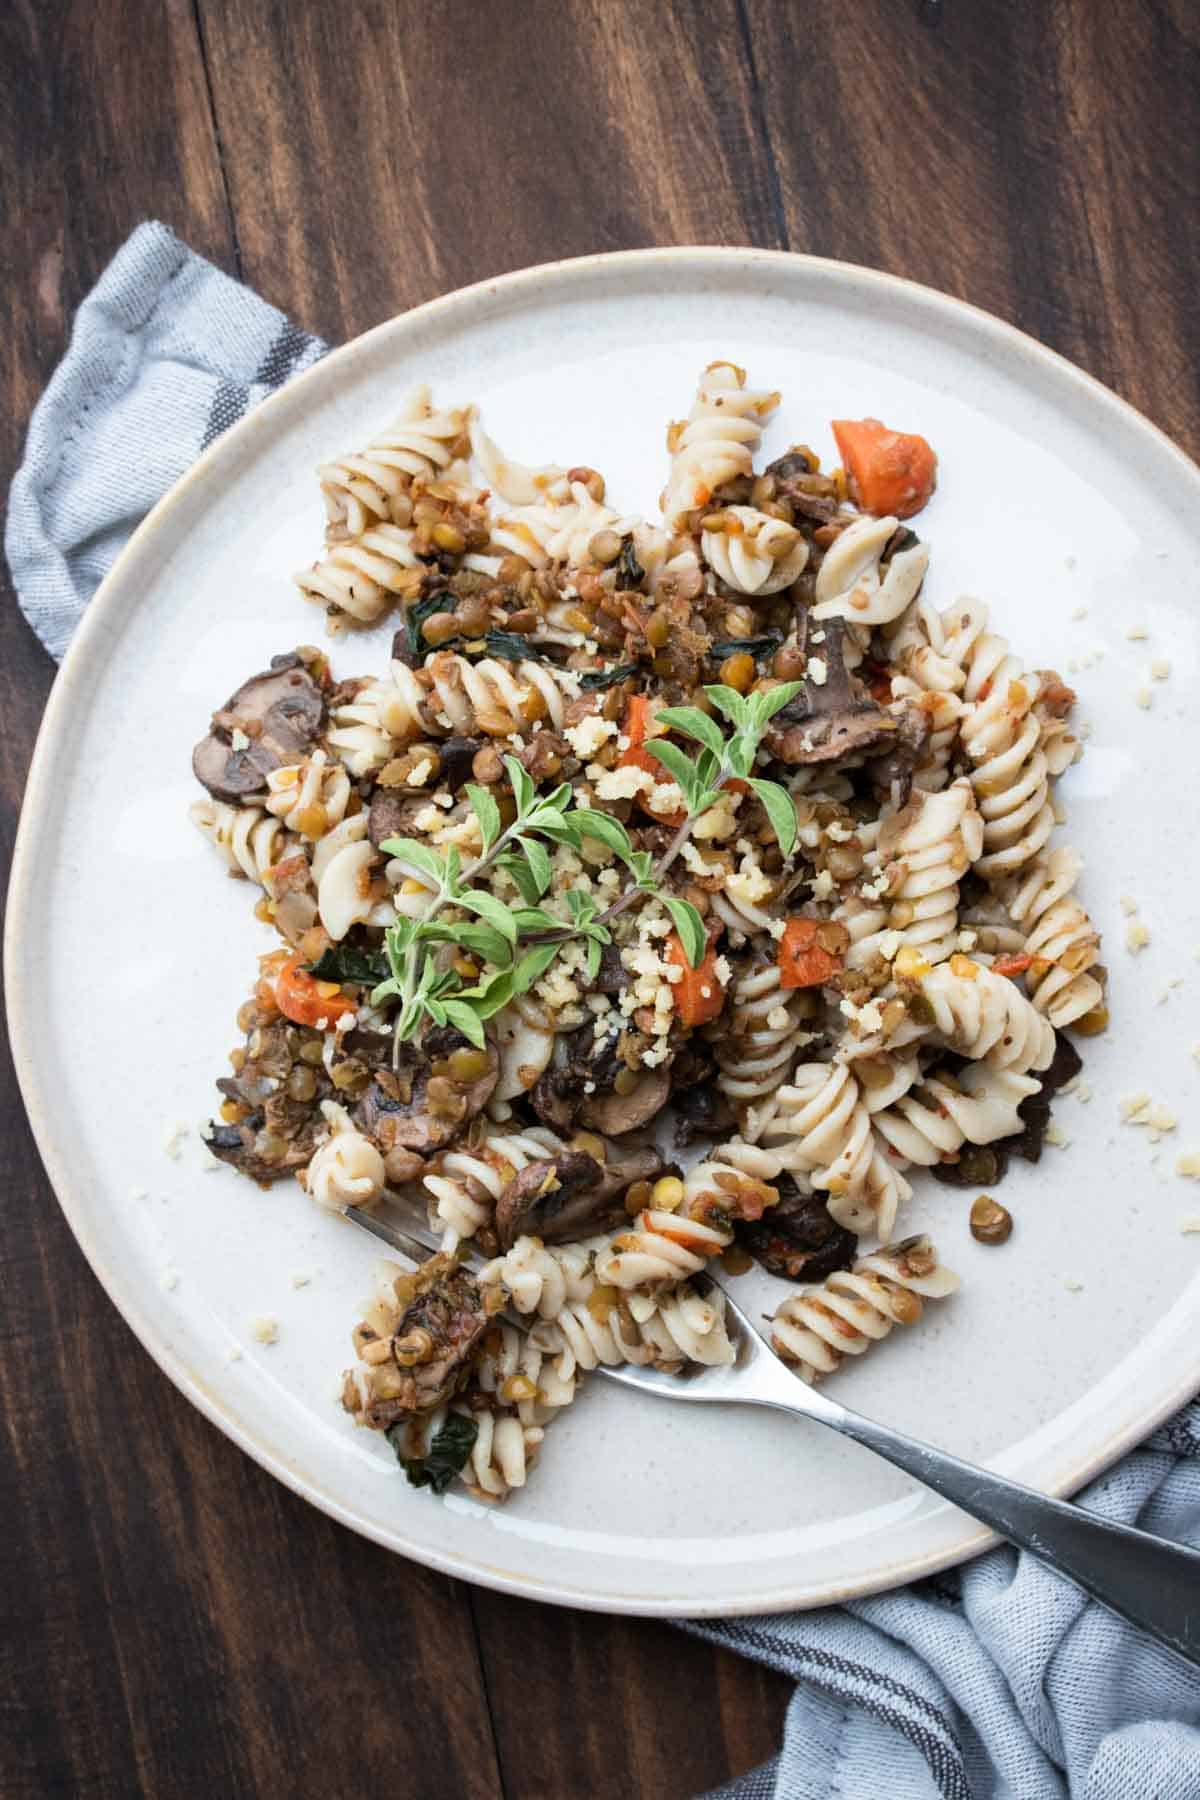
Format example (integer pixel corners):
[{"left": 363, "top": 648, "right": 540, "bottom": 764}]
[
  {"left": 662, "top": 361, "right": 780, "bottom": 530},
  {"left": 318, "top": 386, "right": 471, "bottom": 540},
  {"left": 771, "top": 1235, "right": 959, "bottom": 1382},
  {"left": 998, "top": 847, "right": 1103, "bottom": 1028},
  {"left": 756, "top": 1062, "right": 912, "bottom": 1241},
  {"left": 190, "top": 796, "right": 292, "bottom": 887},
  {"left": 700, "top": 506, "right": 809, "bottom": 596}
]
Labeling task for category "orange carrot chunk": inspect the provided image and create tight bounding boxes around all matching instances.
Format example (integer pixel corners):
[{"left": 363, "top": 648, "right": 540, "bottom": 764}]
[
  {"left": 778, "top": 917, "right": 843, "bottom": 990},
  {"left": 991, "top": 952, "right": 1035, "bottom": 979},
  {"left": 275, "top": 955, "right": 357, "bottom": 1027},
  {"left": 832, "top": 417, "right": 938, "bottom": 520},
  {"left": 666, "top": 932, "right": 725, "bottom": 1027}
]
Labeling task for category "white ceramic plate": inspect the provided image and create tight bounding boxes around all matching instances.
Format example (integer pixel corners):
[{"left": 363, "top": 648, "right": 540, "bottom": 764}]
[{"left": 8, "top": 250, "right": 1200, "bottom": 1616}]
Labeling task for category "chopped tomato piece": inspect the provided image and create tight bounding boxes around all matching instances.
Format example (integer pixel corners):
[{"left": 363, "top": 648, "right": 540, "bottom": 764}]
[
  {"left": 991, "top": 952, "right": 1035, "bottom": 979},
  {"left": 275, "top": 955, "right": 357, "bottom": 1027},
  {"left": 778, "top": 916, "right": 843, "bottom": 990},
  {"left": 623, "top": 692, "right": 655, "bottom": 749},
  {"left": 831, "top": 417, "right": 938, "bottom": 520},
  {"left": 665, "top": 932, "right": 725, "bottom": 1027}
]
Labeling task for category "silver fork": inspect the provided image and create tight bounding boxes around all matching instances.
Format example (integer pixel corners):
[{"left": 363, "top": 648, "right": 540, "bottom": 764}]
[{"left": 345, "top": 1203, "right": 1200, "bottom": 1667}]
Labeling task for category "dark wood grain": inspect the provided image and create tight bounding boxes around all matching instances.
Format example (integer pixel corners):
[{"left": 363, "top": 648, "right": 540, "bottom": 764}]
[{"left": 3, "top": 0, "right": 1198, "bottom": 1795}]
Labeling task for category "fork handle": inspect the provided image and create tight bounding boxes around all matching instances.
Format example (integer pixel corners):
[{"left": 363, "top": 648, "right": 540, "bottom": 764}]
[{"left": 817, "top": 1404, "right": 1200, "bottom": 1668}]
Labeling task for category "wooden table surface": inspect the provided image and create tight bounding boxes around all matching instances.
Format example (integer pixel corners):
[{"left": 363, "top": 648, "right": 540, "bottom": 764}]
[{"left": 3, "top": 3, "right": 1197, "bottom": 1795}]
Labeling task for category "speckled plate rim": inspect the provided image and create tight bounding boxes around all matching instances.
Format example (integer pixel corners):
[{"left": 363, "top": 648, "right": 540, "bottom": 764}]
[{"left": 7, "top": 246, "right": 1200, "bottom": 1617}]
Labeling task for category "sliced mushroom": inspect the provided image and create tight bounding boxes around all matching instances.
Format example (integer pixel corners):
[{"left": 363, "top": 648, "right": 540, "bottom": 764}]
[
  {"left": 589, "top": 1139, "right": 666, "bottom": 1201},
  {"left": 193, "top": 653, "right": 327, "bottom": 803},
  {"left": 867, "top": 702, "right": 932, "bottom": 806},
  {"left": 359, "top": 1254, "right": 488, "bottom": 1423},
  {"left": 738, "top": 1178, "right": 858, "bottom": 1281},
  {"left": 494, "top": 1151, "right": 609, "bottom": 1249},
  {"left": 579, "top": 1065, "right": 671, "bottom": 1136},
  {"left": 765, "top": 617, "right": 898, "bottom": 766},
  {"left": 368, "top": 789, "right": 432, "bottom": 849},
  {"left": 354, "top": 1029, "right": 499, "bottom": 1154}
]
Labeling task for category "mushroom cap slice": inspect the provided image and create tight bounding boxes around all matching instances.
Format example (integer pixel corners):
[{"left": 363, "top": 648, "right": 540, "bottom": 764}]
[{"left": 192, "top": 654, "right": 327, "bottom": 803}]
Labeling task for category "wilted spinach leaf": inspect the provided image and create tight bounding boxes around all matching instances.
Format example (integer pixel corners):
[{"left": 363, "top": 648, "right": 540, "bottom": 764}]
[
  {"left": 308, "top": 944, "right": 390, "bottom": 985},
  {"left": 387, "top": 1412, "right": 479, "bottom": 1495},
  {"left": 579, "top": 662, "right": 638, "bottom": 691}
]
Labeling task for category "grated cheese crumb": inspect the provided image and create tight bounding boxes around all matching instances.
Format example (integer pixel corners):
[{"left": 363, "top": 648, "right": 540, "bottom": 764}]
[
  {"left": 1062, "top": 1277, "right": 1084, "bottom": 1293},
  {"left": 160, "top": 1269, "right": 179, "bottom": 1292},
  {"left": 162, "top": 1121, "right": 189, "bottom": 1160},
  {"left": 713, "top": 956, "right": 733, "bottom": 986},
  {"left": 1125, "top": 920, "right": 1150, "bottom": 953},
  {"left": 1150, "top": 657, "right": 1171, "bottom": 680},
  {"left": 808, "top": 657, "right": 828, "bottom": 686},
  {"left": 1119, "top": 894, "right": 1138, "bottom": 916},
  {"left": 1044, "top": 1121, "right": 1070, "bottom": 1148},
  {"left": 1070, "top": 605, "right": 1088, "bottom": 621},
  {"left": 1134, "top": 686, "right": 1152, "bottom": 710},
  {"left": 1074, "top": 1081, "right": 1093, "bottom": 1104},
  {"left": 251, "top": 1316, "right": 279, "bottom": 1345},
  {"left": 1179, "top": 1212, "right": 1200, "bottom": 1230},
  {"left": 226, "top": 1346, "right": 243, "bottom": 1363},
  {"left": 564, "top": 715, "right": 618, "bottom": 758},
  {"left": 290, "top": 1272, "right": 312, "bottom": 1289},
  {"left": 810, "top": 868, "right": 835, "bottom": 901},
  {"left": 1177, "top": 1155, "right": 1200, "bottom": 1181},
  {"left": 1119, "top": 1092, "right": 1152, "bottom": 1122},
  {"left": 129, "top": 1187, "right": 149, "bottom": 1202},
  {"left": 406, "top": 757, "right": 434, "bottom": 788},
  {"left": 766, "top": 1005, "right": 791, "bottom": 1030},
  {"left": 1125, "top": 622, "right": 1148, "bottom": 640},
  {"left": 879, "top": 930, "right": 902, "bottom": 961}
]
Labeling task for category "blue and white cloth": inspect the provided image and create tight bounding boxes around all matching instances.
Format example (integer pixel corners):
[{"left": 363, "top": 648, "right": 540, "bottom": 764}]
[{"left": 7, "top": 222, "right": 1200, "bottom": 1800}]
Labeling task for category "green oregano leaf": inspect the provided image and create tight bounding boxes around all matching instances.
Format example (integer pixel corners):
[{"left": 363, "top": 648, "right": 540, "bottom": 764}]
[{"left": 663, "top": 896, "right": 707, "bottom": 968}]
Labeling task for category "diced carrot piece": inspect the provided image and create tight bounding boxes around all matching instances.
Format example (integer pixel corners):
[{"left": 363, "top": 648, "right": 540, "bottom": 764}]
[
  {"left": 991, "top": 952, "right": 1035, "bottom": 979},
  {"left": 665, "top": 932, "right": 725, "bottom": 1027},
  {"left": 624, "top": 693, "right": 655, "bottom": 749},
  {"left": 831, "top": 417, "right": 938, "bottom": 520},
  {"left": 275, "top": 955, "right": 356, "bottom": 1027},
  {"left": 778, "top": 916, "right": 842, "bottom": 990}
]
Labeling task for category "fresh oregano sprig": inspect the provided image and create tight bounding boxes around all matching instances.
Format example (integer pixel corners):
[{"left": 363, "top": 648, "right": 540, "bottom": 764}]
[{"left": 369, "top": 684, "right": 804, "bottom": 1050}]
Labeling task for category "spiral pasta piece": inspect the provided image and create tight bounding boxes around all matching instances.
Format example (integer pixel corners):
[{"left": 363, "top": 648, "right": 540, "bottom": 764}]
[
  {"left": 998, "top": 846, "right": 1103, "bottom": 1027},
  {"left": 303, "top": 1121, "right": 386, "bottom": 1211},
  {"left": 477, "top": 1235, "right": 603, "bottom": 1319},
  {"left": 190, "top": 796, "right": 292, "bottom": 887},
  {"left": 265, "top": 749, "right": 351, "bottom": 840},
  {"left": 422, "top": 652, "right": 574, "bottom": 736},
  {"left": 318, "top": 386, "right": 471, "bottom": 540},
  {"left": 770, "top": 1235, "right": 959, "bottom": 1382},
  {"left": 871, "top": 1064, "right": 1041, "bottom": 1167},
  {"left": 662, "top": 362, "right": 780, "bottom": 530},
  {"left": 295, "top": 523, "right": 427, "bottom": 624},
  {"left": 461, "top": 1405, "right": 545, "bottom": 1499},
  {"left": 468, "top": 417, "right": 565, "bottom": 505},
  {"left": 713, "top": 961, "right": 817, "bottom": 1129},
  {"left": 878, "top": 778, "right": 983, "bottom": 963},
  {"left": 490, "top": 479, "right": 637, "bottom": 569},
  {"left": 475, "top": 1321, "right": 577, "bottom": 1423},
  {"left": 916, "top": 958, "right": 1056, "bottom": 1072},
  {"left": 593, "top": 1208, "right": 733, "bottom": 1289},
  {"left": 950, "top": 600, "right": 1078, "bottom": 880},
  {"left": 701, "top": 506, "right": 809, "bottom": 595},
  {"left": 424, "top": 1129, "right": 565, "bottom": 1250},
  {"left": 529, "top": 1279, "right": 736, "bottom": 1378},
  {"left": 757, "top": 1062, "right": 911, "bottom": 1241},
  {"left": 812, "top": 514, "right": 930, "bottom": 627}
]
